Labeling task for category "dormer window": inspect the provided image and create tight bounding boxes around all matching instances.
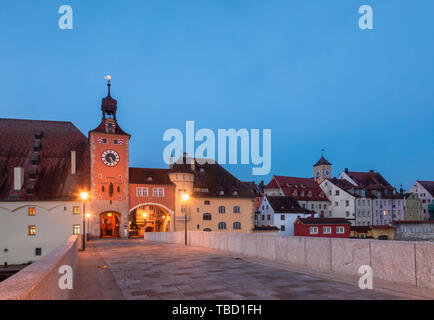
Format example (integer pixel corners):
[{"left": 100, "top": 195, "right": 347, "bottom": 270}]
[
  {"left": 147, "top": 177, "right": 153, "bottom": 182},
  {"left": 199, "top": 167, "right": 205, "bottom": 173},
  {"left": 308, "top": 191, "right": 312, "bottom": 198},
  {"left": 233, "top": 190, "right": 238, "bottom": 196},
  {"left": 219, "top": 190, "right": 225, "bottom": 196}
]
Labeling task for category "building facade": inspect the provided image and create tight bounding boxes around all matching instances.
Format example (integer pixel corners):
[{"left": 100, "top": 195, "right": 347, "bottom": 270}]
[
  {"left": 294, "top": 217, "right": 351, "bottom": 238},
  {"left": 403, "top": 193, "right": 424, "bottom": 221},
  {"left": 339, "top": 169, "right": 404, "bottom": 225},
  {"left": 408, "top": 181, "right": 434, "bottom": 221},
  {"left": 257, "top": 195, "right": 312, "bottom": 236},
  {"left": 394, "top": 221, "right": 434, "bottom": 241},
  {"left": 0, "top": 119, "right": 89, "bottom": 264},
  {"left": 319, "top": 178, "right": 373, "bottom": 226}
]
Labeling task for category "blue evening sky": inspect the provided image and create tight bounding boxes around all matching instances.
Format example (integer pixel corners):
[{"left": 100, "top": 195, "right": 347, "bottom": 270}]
[{"left": 0, "top": 1, "right": 433, "bottom": 190}]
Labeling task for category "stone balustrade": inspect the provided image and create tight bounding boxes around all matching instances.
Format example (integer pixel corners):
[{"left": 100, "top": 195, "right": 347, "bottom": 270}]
[
  {"left": 144, "top": 232, "right": 434, "bottom": 290},
  {"left": 0, "top": 235, "right": 79, "bottom": 300}
]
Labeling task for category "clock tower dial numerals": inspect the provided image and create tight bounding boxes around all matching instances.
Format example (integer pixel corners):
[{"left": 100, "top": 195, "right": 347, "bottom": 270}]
[{"left": 101, "top": 150, "right": 120, "bottom": 167}]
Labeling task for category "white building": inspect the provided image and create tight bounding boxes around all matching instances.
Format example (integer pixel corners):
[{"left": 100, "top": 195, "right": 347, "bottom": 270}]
[
  {"left": 408, "top": 181, "right": 434, "bottom": 221},
  {"left": 0, "top": 119, "right": 89, "bottom": 265},
  {"left": 258, "top": 195, "right": 313, "bottom": 236},
  {"left": 319, "top": 178, "right": 372, "bottom": 226}
]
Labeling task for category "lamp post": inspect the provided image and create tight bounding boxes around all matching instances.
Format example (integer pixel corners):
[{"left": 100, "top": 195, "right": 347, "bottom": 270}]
[
  {"left": 80, "top": 192, "right": 88, "bottom": 251},
  {"left": 85, "top": 213, "right": 91, "bottom": 241},
  {"left": 182, "top": 194, "right": 190, "bottom": 246}
]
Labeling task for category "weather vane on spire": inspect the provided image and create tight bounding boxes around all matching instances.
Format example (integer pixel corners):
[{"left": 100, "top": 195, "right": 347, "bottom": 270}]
[{"left": 321, "top": 148, "right": 325, "bottom": 157}]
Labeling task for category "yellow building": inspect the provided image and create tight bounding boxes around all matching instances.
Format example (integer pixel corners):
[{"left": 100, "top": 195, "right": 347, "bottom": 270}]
[
  {"left": 371, "top": 225, "right": 395, "bottom": 240},
  {"left": 169, "top": 155, "right": 256, "bottom": 233}
]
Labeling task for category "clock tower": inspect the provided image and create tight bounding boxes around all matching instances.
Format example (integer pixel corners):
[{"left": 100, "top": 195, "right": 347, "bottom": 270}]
[
  {"left": 88, "top": 76, "right": 131, "bottom": 238},
  {"left": 313, "top": 152, "right": 332, "bottom": 184}
]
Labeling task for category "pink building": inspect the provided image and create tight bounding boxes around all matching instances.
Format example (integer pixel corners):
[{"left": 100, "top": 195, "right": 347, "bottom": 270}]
[{"left": 339, "top": 169, "right": 404, "bottom": 225}]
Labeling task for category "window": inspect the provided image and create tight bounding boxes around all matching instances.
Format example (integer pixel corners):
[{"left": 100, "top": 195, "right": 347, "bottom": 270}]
[
  {"left": 114, "top": 139, "right": 119, "bottom": 144},
  {"left": 218, "top": 222, "right": 227, "bottom": 230},
  {"left": 203, "top": 213, "right": 212, "bottom": 221},
  {"left": 35, "top": 248, "right": 42, "bottom": 256},
  {"left": 323, "top": 226, "right": 331, "bottom": 234},
  {"left": 267, "top": 214, "right": 271, "bottom": 220},
  {"left": 153, "top": 188, "right": 164, "bottom": 197},
  {"left": 28, "top": 225, "right": 36, "bottom": 236},
  {"left": 261, "top": 215, "right": 265, "bottom": 221},
  {"left": 181, "top": 205, "right": 185, "bottom": 213},
  {"left": 28, "top": 207, "right": 36, "bottom": 216},
  {"left": 218, "top": 206, "right": 226, "bottom": 214},
  {"left": 336, "top": 226, "right": 345, "bottom": 234},
  {"left": 204, "top": 200, "right": 210, "bottom": 205},
  {"left": 335, "top": 202, "right": 338, "bottom": 207},
  {"left": 203, "top": 228, "right": 212, "bottom": 232},
  {"left": 335, "top": 190, "right": 340, "bottom": 196},
  {"left": 345, "top": 200, "right": 350, "bottom": 207},
  {"left": 412, "top": 226, "right": 418, "bottom": 233},
  {"left": 102, "top": 138, "right": 107, "bottom": 144},
  {"left": 73, "top": 224, "right": 81, "bottom": 235},
  {"left": 197, "top": 224, "right": 200, "bottom": 230},
  {"left": 281, "top": 214, "right": 285, "bottom": 220},
  {"left": 136, "top": 187, "right": 148, "bottom": 197},
  {"left": 233, "top": 206, "right": 240, "bottom": 214},
  {"left": 309, "top": 227, "right": 318, "bottom": 234},
  {"left": 233, "top": 222, "right": 241, "bottom": 230},
  {"left": 73, "top": 206, "right": 80, "bottom": 215},
  {"left": 423, "top": 226, "right": 430, "bottom": 233},
  {"left": 345, "top": 211, "right": 350, "bottom": 217},
  {"left": 280, "top": 225, "right": 286, "bottom": 231}
]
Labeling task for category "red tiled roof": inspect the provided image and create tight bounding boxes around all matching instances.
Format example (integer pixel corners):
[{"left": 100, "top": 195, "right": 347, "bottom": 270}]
[
  {"left": 0, "top": 118, "right": 89, "bottom": 201},
  {"left": 264, "top": 179, "right": 279, "bottom": 189},
  {"left": 346, "top": 171, "right": 402, "bottom": 199},
  {"left": 266, "top": 176, "right": 329, "bottom": 202},
  {"left": 417, "top": 181, "right": 434, "bottom": 198}
]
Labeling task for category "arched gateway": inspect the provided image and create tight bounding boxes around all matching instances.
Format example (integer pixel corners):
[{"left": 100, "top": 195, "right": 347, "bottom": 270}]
[
  {"left": 100, "top": 211, "right": 121, "bottom": 238},
  {"left": 128, "top": 203, "right": 173, "bottom": 238}
]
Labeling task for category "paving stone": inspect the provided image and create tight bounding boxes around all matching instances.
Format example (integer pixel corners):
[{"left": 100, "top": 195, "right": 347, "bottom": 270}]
[{"left": 70, "top": 239, "right": 402, "bottom": 300}]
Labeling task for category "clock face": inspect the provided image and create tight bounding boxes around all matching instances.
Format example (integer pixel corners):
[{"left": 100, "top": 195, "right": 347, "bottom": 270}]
[
  {"left": 101, "top": 150, "right": 120, "bottom": 167},
  {"left": 325, "top": 170, "right": 330, "bottom": 176},
  {"left": 316, "top": 170, "right": 320, "bottom": 176}
]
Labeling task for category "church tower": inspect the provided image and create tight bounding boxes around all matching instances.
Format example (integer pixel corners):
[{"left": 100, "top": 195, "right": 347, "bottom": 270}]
[
  {"left": 313, "top": 152, "right": 332, "bottom": 184},
  {"left": 88, "top": 76, "right": 131, "bottom": 238}
]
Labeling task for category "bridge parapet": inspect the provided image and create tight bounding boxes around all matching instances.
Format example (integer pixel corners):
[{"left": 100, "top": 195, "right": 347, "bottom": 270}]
[
  {"left": 144, "top": 232, "right": 434, "bottom": 290},
  {"left": 0, "top": 235, "right": 79, "bottom": 300}
]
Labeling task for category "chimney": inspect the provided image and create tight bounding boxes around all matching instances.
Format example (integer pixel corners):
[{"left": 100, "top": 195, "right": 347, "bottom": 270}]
[
  {"left": 369, "top": 170, "right": 374, "bottom": 173},
  {"left": 169, "top": 154, "right": 173, "bottom": 169},
  {"left": 71, "top": 150, "right": 76, "bottom": 175},
  {"left": 190, "top": 157, "right": 195, "bottom": 171},
  {"left": 14, "top": 167, "right": 24, "bottom": 191},
  {"left": 345, "top": 168, "right": 348, "bottom": 173}
]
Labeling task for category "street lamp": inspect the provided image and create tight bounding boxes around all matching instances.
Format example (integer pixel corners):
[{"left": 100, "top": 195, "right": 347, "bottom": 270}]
[
  {"left": 182, "top": 193, "right": 190, "bottom": 245},
  {"left": 80, "top": 192, "right": 88, "bottom": 251}
]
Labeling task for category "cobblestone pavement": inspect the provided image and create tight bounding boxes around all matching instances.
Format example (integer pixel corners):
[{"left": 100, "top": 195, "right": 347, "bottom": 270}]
[{"left": 70, "top": 239, "right": 402, "bottom": 300}]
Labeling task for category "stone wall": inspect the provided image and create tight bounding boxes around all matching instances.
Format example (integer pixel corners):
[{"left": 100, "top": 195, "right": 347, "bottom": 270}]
[
  {"left": 0, "top": 235, "right": 79, "bottom": 300},
  {"left": 144, "top": 232, "right": 434, "bottom": 290}
]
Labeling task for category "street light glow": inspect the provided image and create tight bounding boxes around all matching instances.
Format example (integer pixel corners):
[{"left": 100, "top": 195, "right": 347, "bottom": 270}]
[
  {"left": 80, "top": 192, "right": 88, "bottom": 200},
  {"left": 182, "top": 194, "right": 190, "bottom": 201},
  {"left": 85, "top": 213, "right": 91, "bottom": 219}
]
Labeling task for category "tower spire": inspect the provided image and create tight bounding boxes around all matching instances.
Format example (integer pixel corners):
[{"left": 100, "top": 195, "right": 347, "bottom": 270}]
[{"left": 105, "top": 75, "right": 112, "bottom": 96}]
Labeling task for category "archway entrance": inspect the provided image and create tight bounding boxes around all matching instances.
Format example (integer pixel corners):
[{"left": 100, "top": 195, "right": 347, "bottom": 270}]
[
  {"left": 129, "top": 204, "right": 171, "bottom": 238},
  {"left": 100, "top": 212, "right": 120, "bottom": 238}
]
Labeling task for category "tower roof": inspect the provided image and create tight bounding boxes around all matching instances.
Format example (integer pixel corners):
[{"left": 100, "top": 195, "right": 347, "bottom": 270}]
[{"left": 313, "top": 156, "right": 332, "bottom": 167}]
